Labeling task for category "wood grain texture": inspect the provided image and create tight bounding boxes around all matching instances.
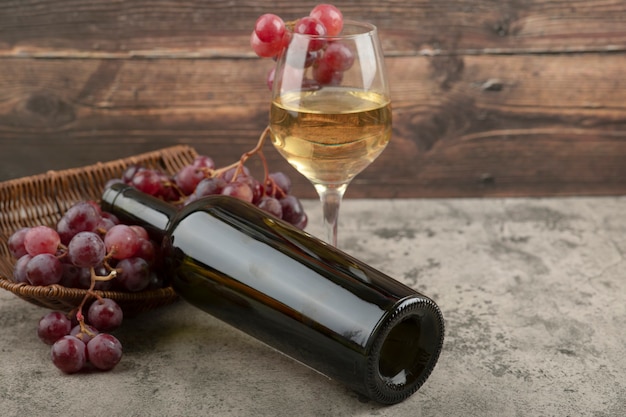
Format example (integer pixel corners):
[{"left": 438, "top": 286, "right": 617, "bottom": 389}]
[
  {"left": 1, "top": 0, "right": 625, "bottom": 197},
  {"left": 2, "top": 0, "right": 626, "bottom": 56}
]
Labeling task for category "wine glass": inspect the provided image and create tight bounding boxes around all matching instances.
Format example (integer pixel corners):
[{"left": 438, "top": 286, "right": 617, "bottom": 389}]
[{"left": 269, "top": 20, "right": 391, "bottom": 247}]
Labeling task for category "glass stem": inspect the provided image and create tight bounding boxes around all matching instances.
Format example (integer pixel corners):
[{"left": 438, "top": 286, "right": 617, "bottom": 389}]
[{"left": 314, "top": 183, "right": 348, "bottom": 247}]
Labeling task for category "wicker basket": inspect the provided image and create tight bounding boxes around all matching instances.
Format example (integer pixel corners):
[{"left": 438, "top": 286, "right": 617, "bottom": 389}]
[{"left": 0, "top": 145, "right": 199, "bottom": 316}]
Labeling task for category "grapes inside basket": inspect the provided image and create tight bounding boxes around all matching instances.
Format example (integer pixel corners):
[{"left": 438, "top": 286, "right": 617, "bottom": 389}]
[
  {"left": 0, "top": 144, "right": 307, "bottom": 373},
  {"left": 0, "top": 146, "right": 197, "bottom": 315}
]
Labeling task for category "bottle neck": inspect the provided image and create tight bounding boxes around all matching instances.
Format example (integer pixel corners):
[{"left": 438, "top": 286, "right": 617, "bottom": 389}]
[{"left": 101, "top": 182, "right": 177, "bottom": 241}]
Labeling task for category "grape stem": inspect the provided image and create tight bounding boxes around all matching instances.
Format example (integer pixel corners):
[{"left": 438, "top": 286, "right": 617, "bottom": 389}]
[
  {"left": 55, "top": 244, "right": 68, "bottom": 260},
  {"left": 74, "top": 267, "right": 117, "bottom": 336},
  {"left": 102, "top": 252, "right": 117, "bottom": 272},
  {"left": 161, "top": 125, "right": 288, "bottom": 204},
  {"left": 210, "top": 126, "right": 287, "bottom": 198},
  {"left": 212, "top": 126, "right": 271, "bottom": 179}
]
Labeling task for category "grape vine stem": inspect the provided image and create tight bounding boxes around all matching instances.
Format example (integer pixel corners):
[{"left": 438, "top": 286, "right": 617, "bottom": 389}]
[
  {"left": 164, "top": 126, "right": 287, "bottom": 204},
  {"left": 211, "top": 126, "right": 287, "bottom": 199},
  {"left": 73, "top": 267, "right": 117, "bottom": 336}
]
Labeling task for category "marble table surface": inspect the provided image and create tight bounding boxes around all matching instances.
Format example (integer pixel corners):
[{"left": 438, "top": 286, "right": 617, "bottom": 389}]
[{"left": 1, "top": 197, "right": 625, "bottom": 417}]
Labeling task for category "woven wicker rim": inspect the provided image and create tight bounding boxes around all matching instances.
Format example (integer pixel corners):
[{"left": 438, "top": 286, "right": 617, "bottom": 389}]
[
  {"left": 0, "top": 145, "right": 199, "bottom": 314},
  {"left": 0, "top": 279, "right": 176, "bottom": 304}
]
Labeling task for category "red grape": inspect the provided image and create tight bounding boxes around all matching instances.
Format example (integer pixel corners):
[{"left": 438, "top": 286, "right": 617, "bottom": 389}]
[
  {"left": 293, "top": 17, "right": 327, "bottom": 51},
  {"left": 241, "top": 176, "right": 264, "bottom": 204},
  {"left": 293, "top": 212, "right": 308, "bottom": 230},
  {"left": 175, "top": 165, "right": 206, "bottom": 195},
  {"left": 280, "top": 195, "right": 307, "bottom": 228},
  {"left": 62, "top": 202, "right": 101, "bottom": 236},
  {"left": 129, "top": 225, "right": 149, "bottom": 240},
  {"left": 104, "top": 224, "right": 141, "bottom": 260},
  {"left": 38, "top": 311, "right": 72, "bottom": 345},
  {"left": 130, "top": 168, "right": 164, "bottom": 196},
  {"left": 50, "top": 335, "right": 87, "bottom": 374},
  {"left": 254, "top": 13, "right": 286, "bottom": 43},
  {"left": 221, "top": 180, "right": 254, "bottom": 203},
  {"left": 56, "top": 217, "right": 74, "bottom": 245},
  {"left": 96, "top": 216, "right": 116, "bottom": 233},
  {"left": 310, "top": 4, "right": 344, "bottom": 36},
  {"left": 87, "top": 333, "right": 123, "bottom": 371},
  {"left": 320, "top": 41, "right": 354, "bottom": 71},
  {"left": 13, "top": 254, "right": 32, "bottom": 283},
  {"left": 116, "top": 257, "right": 151, "bottom": 292},
  {"left": 101, "top": 211, "right": 120, "bottom": 224},
  {"left": 85, "top": 200, "right": 102, "bottom": 216},
  {"left": 68, "top": 231, "right": 106, "bottom": 268},
  {"left": 134, "top": 238, "right": 157, "bottom": 265},
  {"left": 313, "top": 59, "right": 344, "bottom": 85},
  {"left": 192, "top": 155, "right": 215, "bottom": 170},
  {"left": 8, "top": 227, "right": 30, "bottom": 258},
  {"left": 250, "top": 30, "right": 285, "bottom": 58},
  {"left": 194, "top": 177, "right": 226, "bottom": 198},
  {"left": 24, "top": 225, "right": 61, "bottom": 256},
  {"left": 258, "top": 196, "right": 283, "bottom": 218},
  {"left": 269, "top": 172, "right": 292, "bottom": 195},
  {"left": 26, "top": 253, "right": 63, "bottom": 286},
  {"left": 87, "top": 298, "right": 123, "bottom": 331}
]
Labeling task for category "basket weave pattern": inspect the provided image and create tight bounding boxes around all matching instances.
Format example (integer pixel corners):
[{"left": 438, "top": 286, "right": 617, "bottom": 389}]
[{"left": 0, "top": 146, "right": 198, "bottom": 315}]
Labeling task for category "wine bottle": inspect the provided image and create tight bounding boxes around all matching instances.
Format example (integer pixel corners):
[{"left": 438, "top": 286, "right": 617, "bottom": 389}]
[{"left": 101, "top": 183, "right": 445, "bottom": 405}]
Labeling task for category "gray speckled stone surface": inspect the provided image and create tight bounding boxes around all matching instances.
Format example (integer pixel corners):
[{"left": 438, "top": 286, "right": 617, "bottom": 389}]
[{"left": 1, "top": 197, "right": 625, "bottom": 417}]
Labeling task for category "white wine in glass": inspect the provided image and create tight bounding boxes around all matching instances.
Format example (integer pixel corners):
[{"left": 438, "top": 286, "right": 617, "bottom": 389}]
[{"left": 270, "top": 20, "right": 391, "bottom": 246}]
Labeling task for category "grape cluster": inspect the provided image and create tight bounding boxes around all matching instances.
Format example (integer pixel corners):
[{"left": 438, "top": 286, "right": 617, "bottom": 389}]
[
  {"left": 8, "top": 201, "right": 161, "bottom": 372},
  {"left": 39, "top": 302, "right": 123, "bottom": 373},
  {"left": 9, "top": 202, "right": 162, "bottom": 292},
  {"left": 250, "top": 4, "right": 353, "bottom": 90},
  {"left": 113, "top": 152, "right": 308, "bottom": 229}
]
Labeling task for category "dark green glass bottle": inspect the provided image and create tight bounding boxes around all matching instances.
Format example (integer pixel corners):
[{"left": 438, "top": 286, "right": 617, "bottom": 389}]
[{"left": 101, "top": 183, "right": 445, "bottom": 405}]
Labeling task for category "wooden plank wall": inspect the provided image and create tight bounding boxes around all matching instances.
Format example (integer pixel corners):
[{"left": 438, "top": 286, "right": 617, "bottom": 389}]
[{"left": 1, "top": 0, "right": 625, "bottom": 198}]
